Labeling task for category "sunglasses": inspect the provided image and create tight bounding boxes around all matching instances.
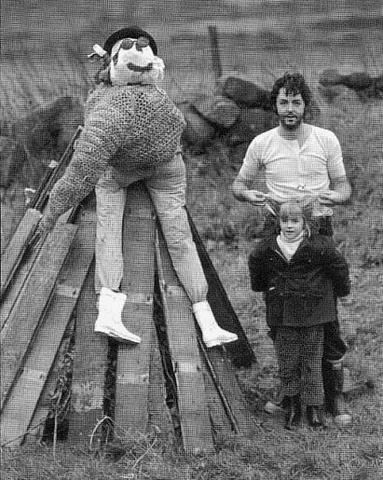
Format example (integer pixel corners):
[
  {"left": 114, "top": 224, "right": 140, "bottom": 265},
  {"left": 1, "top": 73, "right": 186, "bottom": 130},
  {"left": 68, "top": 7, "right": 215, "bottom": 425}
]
[{"left": 119, "top": 36, "right": 150, "bottom": 51}]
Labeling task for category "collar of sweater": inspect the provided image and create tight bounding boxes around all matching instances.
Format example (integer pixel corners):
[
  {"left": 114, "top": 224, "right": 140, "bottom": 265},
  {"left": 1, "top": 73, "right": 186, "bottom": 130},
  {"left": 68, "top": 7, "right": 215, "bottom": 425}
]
[{"left": 276, "top": 231, "right": 305, "bottom": 261}]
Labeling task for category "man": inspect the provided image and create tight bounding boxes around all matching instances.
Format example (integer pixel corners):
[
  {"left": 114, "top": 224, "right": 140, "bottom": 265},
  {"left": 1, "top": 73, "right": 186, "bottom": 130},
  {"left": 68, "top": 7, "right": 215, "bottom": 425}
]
[{"left": 232, "top": 72, "right": 352, "bottom": 426}]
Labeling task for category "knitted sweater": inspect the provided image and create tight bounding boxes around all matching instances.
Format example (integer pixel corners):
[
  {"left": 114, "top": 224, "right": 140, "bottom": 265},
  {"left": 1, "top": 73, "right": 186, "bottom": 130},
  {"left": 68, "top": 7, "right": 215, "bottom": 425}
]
[{"left": 43, "top": 84, "right": 186, "bottom": 227}]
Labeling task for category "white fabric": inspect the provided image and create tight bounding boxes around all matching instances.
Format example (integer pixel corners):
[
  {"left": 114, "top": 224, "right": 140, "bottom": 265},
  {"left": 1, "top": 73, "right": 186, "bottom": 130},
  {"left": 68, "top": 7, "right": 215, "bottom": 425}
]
[
  {"left": 276, "top": 232, "right": 305, "bottom": 261},
  {"left": 192, "top": 301, "right": 238, "bottom": 348},
  {"left": 110, "top": 39, "right": 165, "bottom": 85},
  {"left": 94, "top": 287, "right": 141, "bottom": 343},
  {"left": 238, "top": 126, "right": 346, "bottom": 203}
]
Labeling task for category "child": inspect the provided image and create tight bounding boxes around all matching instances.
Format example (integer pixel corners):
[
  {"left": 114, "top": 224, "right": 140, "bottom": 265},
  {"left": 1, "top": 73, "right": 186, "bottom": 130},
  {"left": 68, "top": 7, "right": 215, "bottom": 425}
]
[
  {"left": 34, "top": 26, "right": 238, "bottom": 348},
  {"left": 248, "top": 199, "right": 350, "bottom": 429}
]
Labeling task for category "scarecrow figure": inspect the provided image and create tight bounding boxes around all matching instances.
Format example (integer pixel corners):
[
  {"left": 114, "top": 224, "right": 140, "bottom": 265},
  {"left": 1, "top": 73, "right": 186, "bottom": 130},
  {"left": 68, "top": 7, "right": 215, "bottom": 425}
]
[{"left": 34, "top": 27, "right": 238, "bottom": 348}]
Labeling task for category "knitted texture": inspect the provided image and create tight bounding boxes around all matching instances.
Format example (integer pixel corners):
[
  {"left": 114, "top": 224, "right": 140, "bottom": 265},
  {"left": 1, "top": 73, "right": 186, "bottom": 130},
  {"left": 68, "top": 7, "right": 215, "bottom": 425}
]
[{"left": 43, "top": 84, "right": 186, "bottom": 227}]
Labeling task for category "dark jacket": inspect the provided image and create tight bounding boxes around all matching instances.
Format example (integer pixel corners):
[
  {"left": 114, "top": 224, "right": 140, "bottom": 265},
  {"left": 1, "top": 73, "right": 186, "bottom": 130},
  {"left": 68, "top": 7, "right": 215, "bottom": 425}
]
[{"left": 248, "top": 234, "right": 351, "bottom": 328}]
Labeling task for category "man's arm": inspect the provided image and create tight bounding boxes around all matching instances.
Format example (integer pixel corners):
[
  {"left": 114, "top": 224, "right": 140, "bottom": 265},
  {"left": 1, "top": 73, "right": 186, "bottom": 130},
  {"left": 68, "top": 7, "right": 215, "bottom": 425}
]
[
  {"left": 318, "top": 175, "right": 352, "bottom": 205},
  {"left": 232, "top": 138, "right": 270, "bottom": 206},
  {"left": 232, "top": 174, "right": 269, "bottom": 206}
]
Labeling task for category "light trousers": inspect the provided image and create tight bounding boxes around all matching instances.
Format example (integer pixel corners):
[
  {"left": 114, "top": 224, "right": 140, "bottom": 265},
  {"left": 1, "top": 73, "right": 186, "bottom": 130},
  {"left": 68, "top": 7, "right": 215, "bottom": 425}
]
[{"left": 94, "top": 153, "right": 208, "bottom": 304}]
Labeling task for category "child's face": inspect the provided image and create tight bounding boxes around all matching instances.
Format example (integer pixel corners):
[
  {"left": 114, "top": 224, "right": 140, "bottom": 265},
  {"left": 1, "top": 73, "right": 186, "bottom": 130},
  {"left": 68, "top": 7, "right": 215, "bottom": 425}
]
[{"left": 280, "top": 214, "right": 304, "bottom": 240}]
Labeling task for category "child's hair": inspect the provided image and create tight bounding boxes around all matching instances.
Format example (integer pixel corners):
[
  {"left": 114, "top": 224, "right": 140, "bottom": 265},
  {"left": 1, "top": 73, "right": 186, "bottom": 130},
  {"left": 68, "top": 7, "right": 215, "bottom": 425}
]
[{"left": 278, "top": 199, "right": 313, "bottom": 236}]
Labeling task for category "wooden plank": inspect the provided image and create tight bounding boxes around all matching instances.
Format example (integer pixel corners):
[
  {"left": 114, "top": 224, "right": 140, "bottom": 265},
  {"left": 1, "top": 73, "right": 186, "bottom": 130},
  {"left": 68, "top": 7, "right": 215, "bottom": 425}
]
[
  {"left": 202, "top": 347, "right": 255, "bottom": 437},
  {"left": 1, "top": 209, "right": 74, "bottom": 332},
  {"left": 0, "top": 235, "right": 42, "bottom": 332},
  {"left": 148, "top": 325, "right": 173, "bottom": 437},
  {"left": 23, "top": 334, "right": 69, "bottom": 445},
  {"left": 0, "top": 208, "right": 41, "bottom": 299},
  {"left": 23, "top": 317, "right": 76, "bottom": 445},
  {"left": 0, "top": 223, "right": 77, "bottom": 411},
  {"left": 199, "top": 354, "right": 232, "bottom": 442},
  {"left": 114, "top": 183, "right": 157, "bottom": 434},
  {"left": 155, "top": 225, "right": 214, "bottom": 454},
  {"left": 0, "top": 209, "right": 95, "bottom": 447},
  {"left": 186, "top": 208, "right": 255, "bottom": 368},
  {"left": 67, "top": 260, "right": 109, "bottom": 446}
]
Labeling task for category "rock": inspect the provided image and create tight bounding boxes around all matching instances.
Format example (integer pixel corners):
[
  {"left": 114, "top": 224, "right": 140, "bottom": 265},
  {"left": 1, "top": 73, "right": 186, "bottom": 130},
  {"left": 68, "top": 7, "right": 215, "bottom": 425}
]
[
  {"left": 373, "top": 74, "right": 383, "bottom": 93},
  {"left": 192, "top": 94, "right": 240, "bottom": 128},
  {"left": 224, "top": 107, "right": 276, "bottom": 146},
  {"left": 0, "top": 136, "right": 26, "bottom": 187},
  {"left": 317, "top": 84, "right": 347, "bottom": 103},
  {"left": 319, "top": 68, "right": 344, "bottom": 87},
  {"left": 10, "top": 96, "right": 84, "bottom": 187},
  {"left": 217, "top": 75, "right": 271, "bottom": 110},
  {"left": 177, "top": 101, "right": 216, "bottom": 147},
  {"left": 12, "top": 96, "right": 84, "bottom": 161},
  {"left": 319, "top": 69, "right": 375, "bottom": 92},
  {"left": 342, "top": 72, "right": 373, "bottom": 91}
]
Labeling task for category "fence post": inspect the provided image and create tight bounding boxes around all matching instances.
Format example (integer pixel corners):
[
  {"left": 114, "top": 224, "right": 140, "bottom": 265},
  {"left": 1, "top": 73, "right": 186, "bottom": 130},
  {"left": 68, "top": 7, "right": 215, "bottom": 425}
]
[{"left": 208, "top": 25, "right": 222, "bottom": 79}]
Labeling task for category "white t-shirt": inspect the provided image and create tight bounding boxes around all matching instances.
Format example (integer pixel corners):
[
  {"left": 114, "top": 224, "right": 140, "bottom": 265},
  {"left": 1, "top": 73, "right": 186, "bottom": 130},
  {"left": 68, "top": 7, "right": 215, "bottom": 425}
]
[{"left": 238, "top": 125, "right": 346, "bottom": 203}]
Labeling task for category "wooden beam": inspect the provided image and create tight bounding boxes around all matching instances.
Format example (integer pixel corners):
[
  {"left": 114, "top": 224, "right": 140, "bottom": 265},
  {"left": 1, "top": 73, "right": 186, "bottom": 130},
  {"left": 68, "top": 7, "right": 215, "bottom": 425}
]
[
  {"left": 200, "top": 344, "right": 255, "bottom": 437},
  {"left": 199, "top": 354, "right": 232, "bottom": 442},
  {"left": 0, "top": 209, "right": 95, "bottom": 447},
  {"left": 67, "top": 260, "right": 109, "bottom": 446},
  {"left": 23, "top": 324, "right": 73, "bottom": 445},
  {"left": 0, "top": 224, "right": 77, "bottom": 411},
  {"left": 1, "top": 209, "right": 74, "bottom": 332},
  {"left": 155, "top": 226, "right": 214, "bottom": 454},
  {"left": 148, "top": 327, "right": 173, "bottom": 437},
  {"left": 114, "top": 183, "right": 157, "bottom": 434},
  {"left": 0, "top": 208, "right": 41, "bottom": 300}
]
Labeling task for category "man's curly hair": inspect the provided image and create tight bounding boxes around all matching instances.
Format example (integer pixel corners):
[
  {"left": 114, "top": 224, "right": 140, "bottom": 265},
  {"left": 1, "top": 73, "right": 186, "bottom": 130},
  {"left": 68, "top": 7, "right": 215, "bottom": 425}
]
[{"left": 270, "top": 72, "right": 312, "bottom": 113}]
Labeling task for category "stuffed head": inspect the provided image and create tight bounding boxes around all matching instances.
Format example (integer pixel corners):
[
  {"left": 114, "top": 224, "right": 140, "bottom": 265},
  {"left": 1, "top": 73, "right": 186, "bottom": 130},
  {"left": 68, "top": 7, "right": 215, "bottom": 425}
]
[{"left": 89, "top": 26, "right": 165, "bottom": 86}]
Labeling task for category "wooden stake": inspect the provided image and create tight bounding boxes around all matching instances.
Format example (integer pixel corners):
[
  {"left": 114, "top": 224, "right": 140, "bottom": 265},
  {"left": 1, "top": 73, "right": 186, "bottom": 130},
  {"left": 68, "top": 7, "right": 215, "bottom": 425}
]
[{"left": 208, "top": 25, "right": 222, "bottom": 79}]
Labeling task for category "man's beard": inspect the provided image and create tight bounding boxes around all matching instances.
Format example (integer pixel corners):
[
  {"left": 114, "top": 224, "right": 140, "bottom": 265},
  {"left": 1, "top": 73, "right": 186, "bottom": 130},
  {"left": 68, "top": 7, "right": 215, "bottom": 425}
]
[{"left": 279, "top": 114, "right": 304, "bottom": 131}]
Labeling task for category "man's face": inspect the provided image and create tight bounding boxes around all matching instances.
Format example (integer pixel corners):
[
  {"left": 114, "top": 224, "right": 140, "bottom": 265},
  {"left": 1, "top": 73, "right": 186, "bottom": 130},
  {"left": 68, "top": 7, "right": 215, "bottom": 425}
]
[{"left": 276, "top": 88, "right": 305, "bottom": 130}]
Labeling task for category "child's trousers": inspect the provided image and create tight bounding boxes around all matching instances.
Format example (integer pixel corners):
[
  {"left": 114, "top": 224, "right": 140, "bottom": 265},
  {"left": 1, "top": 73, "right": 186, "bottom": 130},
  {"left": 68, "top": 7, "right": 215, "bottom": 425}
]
[
  {"left": 94, "top": 153, "right": 208, "bottom": 304},
  {"left": 274, "top": 325, "right": 325, "bottom": 406}
]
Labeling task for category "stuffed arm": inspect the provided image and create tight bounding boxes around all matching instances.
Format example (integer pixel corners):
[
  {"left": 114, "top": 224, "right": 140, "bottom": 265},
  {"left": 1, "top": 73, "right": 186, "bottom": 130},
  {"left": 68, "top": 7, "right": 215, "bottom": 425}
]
[{"left": 38, "top": 99, "right": 129, "bottom": 234}]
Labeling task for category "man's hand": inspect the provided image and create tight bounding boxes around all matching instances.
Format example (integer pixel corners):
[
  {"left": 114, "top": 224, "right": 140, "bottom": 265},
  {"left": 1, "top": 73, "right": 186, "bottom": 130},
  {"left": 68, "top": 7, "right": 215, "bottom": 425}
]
[
  {"left": 318, "top": 190, "right": 342, "bottom": 206},
  {"left": 243, "top": 190, "right": 269, "bottom": 206}
]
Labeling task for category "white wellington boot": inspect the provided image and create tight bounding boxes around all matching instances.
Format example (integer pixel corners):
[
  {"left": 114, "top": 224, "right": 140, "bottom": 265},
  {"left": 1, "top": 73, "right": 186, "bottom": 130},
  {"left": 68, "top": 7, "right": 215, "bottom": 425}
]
[
  {"left": 192, "top": 301, "right": 238, "bottom": 348},
  {"left": 94, "top": 287, "right": 141, "bottom": 344}
]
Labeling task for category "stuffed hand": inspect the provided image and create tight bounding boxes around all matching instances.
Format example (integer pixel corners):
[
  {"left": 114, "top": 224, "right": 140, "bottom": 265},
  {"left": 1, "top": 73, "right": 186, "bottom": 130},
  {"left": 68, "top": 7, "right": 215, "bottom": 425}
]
[{"left": 29, "top": 214, "right": 56, "bottom": 249}]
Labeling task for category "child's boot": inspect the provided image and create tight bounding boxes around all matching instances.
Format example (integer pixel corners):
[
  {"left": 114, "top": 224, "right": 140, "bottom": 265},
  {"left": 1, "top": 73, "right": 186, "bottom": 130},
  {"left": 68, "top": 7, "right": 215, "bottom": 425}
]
[
  {"left": 323, "top": 360, "right": 352, "bottom": 426},
  {"left": 284, "top": 395, "right": 302, "bottom": 430},
  {"left": 192, "top": 301, "right": 238, "bottom": 348},
  {"left": 306, "top": 405, "right": 326, "bottom": 428},
  {"left": 95, "top": 287, "right": 141, "bottom": 343}
]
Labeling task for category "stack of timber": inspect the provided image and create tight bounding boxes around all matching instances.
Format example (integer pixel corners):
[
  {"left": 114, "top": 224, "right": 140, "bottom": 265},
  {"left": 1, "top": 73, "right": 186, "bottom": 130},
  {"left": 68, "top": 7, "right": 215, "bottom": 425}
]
[{"left": 0, "top": 131, "right": 256, "bottom": 454}]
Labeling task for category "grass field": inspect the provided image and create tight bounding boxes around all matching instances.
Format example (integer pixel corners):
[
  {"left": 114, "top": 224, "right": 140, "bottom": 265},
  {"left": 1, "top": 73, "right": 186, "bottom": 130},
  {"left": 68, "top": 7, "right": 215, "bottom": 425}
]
[{"left": 1, "top": 1, "right": 383, "bottom": 479}]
